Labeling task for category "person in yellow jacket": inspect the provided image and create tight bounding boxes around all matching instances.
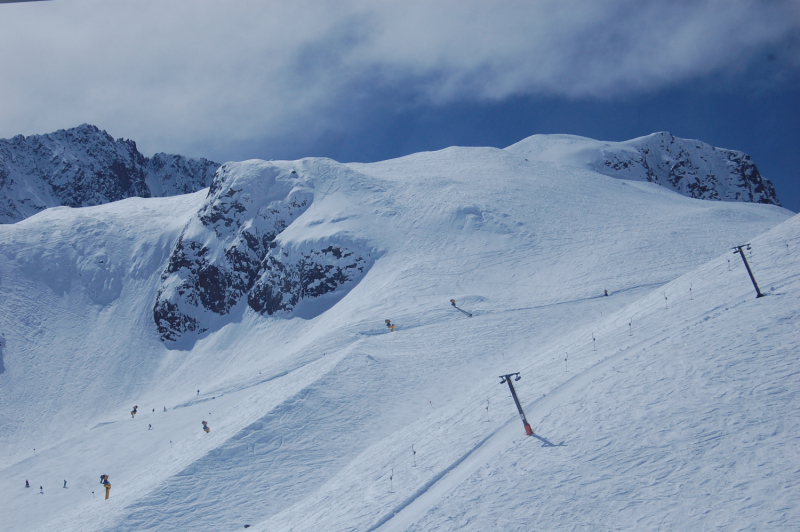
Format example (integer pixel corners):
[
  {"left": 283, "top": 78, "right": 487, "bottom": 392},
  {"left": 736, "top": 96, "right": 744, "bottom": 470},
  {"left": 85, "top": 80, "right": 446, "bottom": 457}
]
[{"left": 202, "top": 420, "right": 210, "bottom": 433}]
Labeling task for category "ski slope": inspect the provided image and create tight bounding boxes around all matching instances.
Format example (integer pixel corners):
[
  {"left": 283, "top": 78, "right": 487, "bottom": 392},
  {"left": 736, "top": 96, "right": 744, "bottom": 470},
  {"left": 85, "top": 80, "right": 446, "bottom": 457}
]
[{"left": 0, "top": 141, "right": 796, "bottom": 531}]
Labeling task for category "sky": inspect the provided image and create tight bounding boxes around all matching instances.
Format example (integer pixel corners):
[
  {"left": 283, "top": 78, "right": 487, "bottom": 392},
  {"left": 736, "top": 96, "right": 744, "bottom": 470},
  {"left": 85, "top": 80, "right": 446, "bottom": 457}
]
[{"left": 0, "top": 0, "right": 798, "bottom": 210}]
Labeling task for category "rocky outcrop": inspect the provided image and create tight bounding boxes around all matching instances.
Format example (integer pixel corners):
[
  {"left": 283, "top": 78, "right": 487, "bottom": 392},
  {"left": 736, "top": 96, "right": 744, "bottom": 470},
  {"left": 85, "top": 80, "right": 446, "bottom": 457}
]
[
  {"left": 248, "top": 245, "right": 368, "bottom": 316},
  {"left": 0, "top": 124, "right": 219, "bottom": 223},
  {"left": 593, "top": 132, "right": 779, "bottom": 204},
  {"left": 154, "top": 160, "right": 372, "bottom": 343},
  {"left": 505, "top": 131, "right": 780, "bottom": 205}
]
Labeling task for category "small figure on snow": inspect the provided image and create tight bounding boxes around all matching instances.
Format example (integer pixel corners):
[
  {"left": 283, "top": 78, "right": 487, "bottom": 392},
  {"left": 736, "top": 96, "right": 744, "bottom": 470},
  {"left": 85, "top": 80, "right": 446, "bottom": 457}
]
[
  {"left": 131, "top": 405, "right": 138, "bottom": 418},
  {"left": 25, "top": 480, "right": 29, "bottom": 488},
  {"left": 449, "top": 299, "right": 473, "bottom": 317},
  {"left": 202, "top": 420, "right": 210, "bottom": 433},
  {"left": 197, "top": 390, "right": 200, "bottom": 396},
  {"left": 63, "top": 480, "right": 67, "bottom": 488},
  {"left": 148, "top": 424, "right": 152, "bottom": 430},
  {"left": 163, "top": 406, "right": 167, "bottom": 412},
  {"left": 40, "top": 486, "right": 43, "bottom": 494},
  {"left": 604, "top": 290, "right": 608, "bottom": 297},
  {"left": 385, "top": 319, "right": 395, "bottom": 332},
  {"left": 100, "top": 474, "right": 108, "bottom": 484}
]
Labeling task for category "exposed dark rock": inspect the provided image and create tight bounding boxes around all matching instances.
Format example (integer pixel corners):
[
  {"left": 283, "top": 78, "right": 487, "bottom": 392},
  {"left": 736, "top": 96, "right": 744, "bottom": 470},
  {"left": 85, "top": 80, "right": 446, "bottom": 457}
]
[
  {"left": 248, "top": 245, "right": 367, "bottom": 316},
  {"left": 594, "top": 132, "right": 780, "bottom": 205},
  {"left": 153, "top": 160, "right": 374, "bottom": 343},
  {"left": 506, "top": 131, "right": 780, "bottom": 206},
  {"left": 0, "top": 124, "right": 219, "bottom": 223}
]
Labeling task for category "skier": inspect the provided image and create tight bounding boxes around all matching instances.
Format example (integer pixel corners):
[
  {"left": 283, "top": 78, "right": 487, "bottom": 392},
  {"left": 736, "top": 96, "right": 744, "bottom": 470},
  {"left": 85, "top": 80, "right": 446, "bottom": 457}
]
[
  {"left": 449, "top": 299, "right": 473, "bottom": 317},
  {"left": 148, "top": 424, "right": 152, "bottom": 430},
  {"left": 63, "top": 480, "right": 67, "bottom": 488},
  {"left": 202, "top": 420, "right": 210, "bottom": 433},
  {"left": 131, "top": 405, "right": 138, "bottom": 418},
  {"left": 197, "top": 390, "right": 200, "bottom": 396},
  {"left": 25, "top": 480, "right": 29, "bottom": 488},
  {"left": 604, "top": 290, "right": 608, "bottom": 296},
  {"left": 40, "top": 486, "right": 43, "bottom": 494},
  {"left": 163, "top": 406, "right": 167, "bottom": 412}
]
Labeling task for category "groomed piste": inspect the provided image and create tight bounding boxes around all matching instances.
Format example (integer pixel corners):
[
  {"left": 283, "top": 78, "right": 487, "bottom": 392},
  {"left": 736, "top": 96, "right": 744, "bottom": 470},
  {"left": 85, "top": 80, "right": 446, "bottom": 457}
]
[{"left": 0, "top": 137, "right": 797, "bottom": 531}]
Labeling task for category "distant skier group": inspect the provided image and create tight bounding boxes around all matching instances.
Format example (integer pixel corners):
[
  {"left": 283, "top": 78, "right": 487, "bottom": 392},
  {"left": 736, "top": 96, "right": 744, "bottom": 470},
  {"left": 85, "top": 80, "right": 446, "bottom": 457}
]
[
  {"left": 25, "top": 478, "right": 67, "bottom": 493},
  {"left": 25, "top": 393, "right": 210, "bottom": 501}
]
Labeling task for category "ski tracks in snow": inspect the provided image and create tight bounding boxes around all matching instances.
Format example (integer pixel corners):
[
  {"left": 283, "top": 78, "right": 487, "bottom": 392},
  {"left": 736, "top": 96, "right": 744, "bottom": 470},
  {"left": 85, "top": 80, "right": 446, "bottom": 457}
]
[{"left": 374, "top": 330, "right": 672, "bottom": 531}]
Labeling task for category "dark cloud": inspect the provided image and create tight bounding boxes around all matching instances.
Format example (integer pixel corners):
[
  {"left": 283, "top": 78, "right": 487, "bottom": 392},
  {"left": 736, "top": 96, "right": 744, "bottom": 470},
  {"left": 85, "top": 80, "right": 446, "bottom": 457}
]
[{"left": 0, "top": 0, "right": 798, "bottom": 157}]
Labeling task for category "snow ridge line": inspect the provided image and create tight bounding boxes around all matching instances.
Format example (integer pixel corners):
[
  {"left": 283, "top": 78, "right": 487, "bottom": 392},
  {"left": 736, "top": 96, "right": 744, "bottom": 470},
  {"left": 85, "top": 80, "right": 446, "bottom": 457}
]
[
  {"left": 500, "top": 281, "right": 667, "bottom": 315},
  {"left": 366, "top": 431, "right": 499, "bottom": 532},
  {"left": 173, "top": 347, "right": 344, "bottom": 409}
]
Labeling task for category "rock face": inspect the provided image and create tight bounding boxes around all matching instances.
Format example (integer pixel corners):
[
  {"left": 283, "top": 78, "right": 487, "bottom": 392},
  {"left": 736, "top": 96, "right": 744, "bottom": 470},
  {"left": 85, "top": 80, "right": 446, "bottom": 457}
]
[
  {"left": 0, "top": 124, "right": 219, "bottom": 223},
  {"left": 248, "top": 245, "right": 368, "bottom": 316},
  {"left": 506, "top": 131, "right": 780, "bottom": 205},
  {"left": 154, "top": 160, "right": 372, "bottom": 343}
]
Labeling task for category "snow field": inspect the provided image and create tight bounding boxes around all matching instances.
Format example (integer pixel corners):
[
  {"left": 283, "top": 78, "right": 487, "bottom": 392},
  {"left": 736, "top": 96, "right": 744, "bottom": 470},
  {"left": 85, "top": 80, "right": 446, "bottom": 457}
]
[
  {"left": 0, "top": 145, "right": 795, "bottom": 531},
  {"left": 260, "top": 214, "right": 800, "bottom": 532}
]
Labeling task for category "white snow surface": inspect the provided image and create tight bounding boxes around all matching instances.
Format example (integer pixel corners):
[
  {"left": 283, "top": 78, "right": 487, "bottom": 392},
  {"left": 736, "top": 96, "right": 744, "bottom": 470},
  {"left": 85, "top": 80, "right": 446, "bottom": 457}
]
[{"left": 0, "top": 144, "right": 797, "bottom": 531}]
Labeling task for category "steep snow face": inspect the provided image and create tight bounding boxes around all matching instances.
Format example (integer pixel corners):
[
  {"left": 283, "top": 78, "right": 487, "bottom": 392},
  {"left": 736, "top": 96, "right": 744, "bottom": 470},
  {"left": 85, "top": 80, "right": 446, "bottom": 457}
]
[
  {"left": 0, "top": 124, "right": 218, "bottom": 224},
  {"left": 506, "top": 132, "right": 780, "bottom": 205},
  {"left": 154, "top": 159, "right": 376, "bottom": 343}
]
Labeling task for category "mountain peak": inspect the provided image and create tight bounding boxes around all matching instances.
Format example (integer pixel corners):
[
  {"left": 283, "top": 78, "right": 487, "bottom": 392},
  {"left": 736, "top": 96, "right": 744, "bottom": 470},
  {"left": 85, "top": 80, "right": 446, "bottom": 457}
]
[
  {"left": 506, "top": 132, "right": 780, "bottom": 205},
  {"left": 0, "top": 124, "right": 220, "bottom": 223}
]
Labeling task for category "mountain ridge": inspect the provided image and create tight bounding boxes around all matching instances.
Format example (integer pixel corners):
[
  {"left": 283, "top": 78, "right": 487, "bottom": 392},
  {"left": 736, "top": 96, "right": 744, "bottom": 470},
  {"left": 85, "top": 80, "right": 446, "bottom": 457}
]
[
  {"left": 0, "top": 124, "right": 219, "bottom": 223},
  {"left": 505, "top": 131, "right": 780, "bottom": 205},
  {"left": 0, "top": 135, "right": 796, "bottom": 531}
]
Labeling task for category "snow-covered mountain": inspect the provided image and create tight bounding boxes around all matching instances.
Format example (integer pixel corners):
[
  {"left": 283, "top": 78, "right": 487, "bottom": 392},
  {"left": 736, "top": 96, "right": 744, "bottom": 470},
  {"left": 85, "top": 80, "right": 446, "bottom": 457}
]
[
  {"left": 0, "top": 140, "right": 797, "bottom": 531},
  {"left": 154, "top": 160, "right": 375, "bottom": 345},
  {"left": 506, "top": 131, "right": 780, "bottom": 205},
  {"left": 0, "top": 124, "right": 219, "bottom": 224}
]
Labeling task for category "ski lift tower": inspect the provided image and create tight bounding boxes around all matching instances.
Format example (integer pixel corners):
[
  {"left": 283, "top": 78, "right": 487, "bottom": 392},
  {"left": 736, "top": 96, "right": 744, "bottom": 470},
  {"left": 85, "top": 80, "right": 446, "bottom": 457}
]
[
  {"left": 499, "top": 372, "right": 533, "bottom": 436},
  {"left": 733, "top": 244, "right": 764, "bottom": 298}
]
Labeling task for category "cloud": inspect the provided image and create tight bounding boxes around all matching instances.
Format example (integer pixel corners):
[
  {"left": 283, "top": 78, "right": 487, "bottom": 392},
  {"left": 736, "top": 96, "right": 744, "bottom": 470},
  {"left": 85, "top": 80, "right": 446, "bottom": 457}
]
[{"left": 0, "top": 0, "right": 797, "bottom": 158}]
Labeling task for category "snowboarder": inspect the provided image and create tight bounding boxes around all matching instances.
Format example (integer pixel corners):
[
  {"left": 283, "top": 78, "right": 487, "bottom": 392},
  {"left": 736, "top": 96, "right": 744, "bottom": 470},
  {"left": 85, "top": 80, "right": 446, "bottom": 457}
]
[
  {"left": 131, "top": 405, "right": 138, "bottom": 418},
  {"left": 25, "top": 480, "right": 29, "bottom": 488},
  {"left": 385, "top": 319, "right": 395, "bottom": 332},
  {"left": 202, "top": 420, "right": 210, "bottom": 433},
  {"left": 63, "top": 480, "right": 67, "bottom": 488}
]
